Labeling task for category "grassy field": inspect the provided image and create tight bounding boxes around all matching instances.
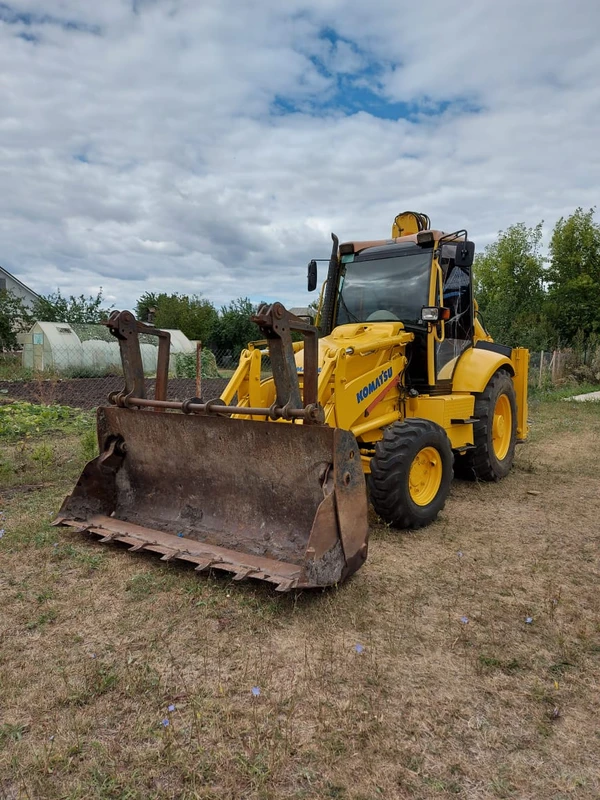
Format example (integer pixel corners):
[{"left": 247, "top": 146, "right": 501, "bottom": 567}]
[{"left": 1, "top": 393, "right": 599, "bottom": 799}]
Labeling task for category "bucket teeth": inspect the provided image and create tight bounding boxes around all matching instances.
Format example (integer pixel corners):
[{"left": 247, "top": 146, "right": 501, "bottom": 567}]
[
  {"left": 128, "top": 541, "right": 148, "bottom": 552},
  {"left": 233, "top": 566, "right": 259, "bottom": 581},
  {"left": 275, "top": 578, "right": 297, "bottom": 592},
  {"left": 160, "top": 550, "right": 183, "bottom": 562},
  {"left": 194, "top": 557, "right": 220, "bottom": 572},
  {"left": 99, "top": 532, "right": 120, "bottom": 543}
]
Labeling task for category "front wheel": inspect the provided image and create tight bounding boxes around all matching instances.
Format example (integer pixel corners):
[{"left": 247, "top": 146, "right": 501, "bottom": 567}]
[{"left": 369, "top": 419, "right": 453, "bottom": 529}]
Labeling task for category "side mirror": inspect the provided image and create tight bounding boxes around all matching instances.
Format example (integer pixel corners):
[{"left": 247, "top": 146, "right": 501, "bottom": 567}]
[
  {"left": 307, "top": 260, "right": 318, "bottom": 292},
  {"left": 454, "top": 240, "right": 475, "bottom": 268}
]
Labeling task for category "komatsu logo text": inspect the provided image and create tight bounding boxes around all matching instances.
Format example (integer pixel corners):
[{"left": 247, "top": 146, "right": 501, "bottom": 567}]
[{"left": 356, "top": 368, "right": 393, "bottom": 404}]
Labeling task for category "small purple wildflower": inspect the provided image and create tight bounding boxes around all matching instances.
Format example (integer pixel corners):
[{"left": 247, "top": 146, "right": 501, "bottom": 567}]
[
  {"left": 460, "top": 616, "right": 469, "bottom": 624},
  {"left": 525, "top": 616, "right": 533, "bottom": 624},
  {"left": 457, "top": 551, "right": 463, "bottom": 558},
  {"left": 251, "top": 686, "right": 261, "bottom": 697},
  {"left": 161, "top": 718, "right": 169, "bottom": 727},
  {"left": 355, "top": 643, "right": 364, "bottom": 654},
  {"left": 168, "top": 704, "right": 176, "bottom": 712}
]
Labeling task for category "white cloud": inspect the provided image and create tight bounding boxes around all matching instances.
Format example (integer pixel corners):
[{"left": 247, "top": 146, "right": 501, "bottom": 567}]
[{"left": 0, "top": 0, "right": 598, "bottom": 313}]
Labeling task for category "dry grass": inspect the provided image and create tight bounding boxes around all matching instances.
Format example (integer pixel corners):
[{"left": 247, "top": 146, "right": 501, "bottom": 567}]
[{"left": 1, "top": 398, "right": 599, "bottom": 799}]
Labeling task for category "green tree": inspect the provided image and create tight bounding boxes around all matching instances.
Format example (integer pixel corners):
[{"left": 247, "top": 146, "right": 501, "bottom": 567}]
[
  {"left": 136, "top": 292, "right": 218, "bottom": 342},
  {"left": 210, "top": 298, "right": 261, "bottom": 358},
  {"left": 135, "top": 292, "right": 158, "bottom": 323},
  {"left": 473, "top": 222, "right": 549, "bottom": 349},
  {"left": 0, "top": 290, "right": 33, "bottom": 349},
  {"left": 32, "top": 289, "right": 112, "bottom": 324},
  {"left": 545, "top": 207, "right": 600, "bottom": 344}
]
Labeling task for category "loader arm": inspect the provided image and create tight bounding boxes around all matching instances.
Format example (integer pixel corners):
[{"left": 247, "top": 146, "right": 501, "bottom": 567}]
[
  {"left": 251, "top": 302, "right": 320, "bottom": 419},
  {"left": 104, "top": 310, "right": 171, "bottom": 404}
]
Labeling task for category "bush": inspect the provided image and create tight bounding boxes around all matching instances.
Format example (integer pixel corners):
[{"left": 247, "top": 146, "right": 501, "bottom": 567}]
[
  {"left": 0, "top": 353, "right": 31, "bottom": 381},
  {"left": 0, "top": 290, "right": 33, "bottom": 349},
  {"left": 590, "top": 345, "right": 600, "bottom": 381},
  {"left": 567, "top": 365, "right": 596, "bottom": 384},
  {"left": 175, "top": 349, "right": 220, "bottom": 379}
]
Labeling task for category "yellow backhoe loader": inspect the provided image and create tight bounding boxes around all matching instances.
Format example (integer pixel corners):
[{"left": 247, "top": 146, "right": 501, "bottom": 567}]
[{"left": 56, "top": 212, "right": 529, "bottom": 590}]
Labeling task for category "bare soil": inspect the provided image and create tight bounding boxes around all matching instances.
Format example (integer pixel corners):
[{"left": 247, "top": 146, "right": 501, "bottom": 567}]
[
  {"left": 0, "top": 377, "right": 230, "bottom": 409},
  {"left": 0, "top": 398, "right": 599, "bottom": 799}
]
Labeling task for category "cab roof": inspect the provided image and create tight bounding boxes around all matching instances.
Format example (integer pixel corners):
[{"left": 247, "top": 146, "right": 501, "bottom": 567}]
[{"left": 339, "top": 229, "right": 447, "bottom": 256}]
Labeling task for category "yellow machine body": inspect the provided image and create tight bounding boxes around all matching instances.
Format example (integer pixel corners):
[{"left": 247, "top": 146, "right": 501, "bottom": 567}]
[{"left": 221, "top": 226, "right": 529, "bottom": 473}]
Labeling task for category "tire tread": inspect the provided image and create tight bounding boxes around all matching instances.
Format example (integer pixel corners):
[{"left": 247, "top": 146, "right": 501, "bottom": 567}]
[{"left": 460, "top": 369, "right": 517, "bottom": 481}]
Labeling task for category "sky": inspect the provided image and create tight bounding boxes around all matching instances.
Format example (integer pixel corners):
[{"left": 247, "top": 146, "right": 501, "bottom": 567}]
[{"left": 1, "top": 0, "right": 599, "bottom": 312}]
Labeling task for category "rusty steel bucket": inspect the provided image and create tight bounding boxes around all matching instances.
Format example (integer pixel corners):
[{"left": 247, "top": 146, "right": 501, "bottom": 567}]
[{"left": 55, "top": 406, "right": 369, "bottom": 590}]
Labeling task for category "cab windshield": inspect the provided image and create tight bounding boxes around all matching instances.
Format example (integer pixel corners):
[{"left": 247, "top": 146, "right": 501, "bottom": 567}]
[{"left": 335, "top": 244, "right": 432, "bottom": 326}]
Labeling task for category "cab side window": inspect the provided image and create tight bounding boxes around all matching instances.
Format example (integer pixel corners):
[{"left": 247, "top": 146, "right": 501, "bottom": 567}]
[
  {"left": 444, "top": 264, "right": 472, "bottom": 340},
  {"left": 436, "top": 261, "right": 474, "bottom": 380}
]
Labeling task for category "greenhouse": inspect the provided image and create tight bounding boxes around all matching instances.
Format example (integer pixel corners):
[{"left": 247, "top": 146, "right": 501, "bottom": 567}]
[{"left": 20, "top": 321, "right": 195, "bottom": 376}]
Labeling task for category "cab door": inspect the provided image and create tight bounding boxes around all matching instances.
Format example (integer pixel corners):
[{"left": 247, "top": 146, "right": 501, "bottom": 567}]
[{"left": 435, "top": 245, "right": 475, "bottom": 383}]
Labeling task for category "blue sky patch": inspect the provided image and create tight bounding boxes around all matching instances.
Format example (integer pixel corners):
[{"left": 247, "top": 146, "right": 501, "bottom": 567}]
[
  {"left": 0, "top": 3, "right": 101, "bottom": 35},
  {"left": 271, "top": 26, "right": 482, "bottom": 122}
]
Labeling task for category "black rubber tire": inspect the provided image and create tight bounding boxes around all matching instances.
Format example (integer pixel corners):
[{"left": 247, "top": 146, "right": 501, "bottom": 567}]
[
  {"left": 369, "top": 419, "right": 453, "bottom": 529},
  {"left": 459, "top": 368, "right": 517, "bottom": 481}
]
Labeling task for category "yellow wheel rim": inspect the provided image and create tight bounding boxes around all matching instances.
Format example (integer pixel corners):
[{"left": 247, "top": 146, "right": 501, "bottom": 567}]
[
  {"left": 409, "top": 446, "right": 443, "bottom": 506},
  {"left": 492, "top": 394, "right": 512, "bottom": 460}
]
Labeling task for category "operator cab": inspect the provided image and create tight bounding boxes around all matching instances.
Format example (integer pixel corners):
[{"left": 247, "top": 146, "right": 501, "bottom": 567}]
[{"left": 328, "top": 234, "right": 475, "bottom": 392}]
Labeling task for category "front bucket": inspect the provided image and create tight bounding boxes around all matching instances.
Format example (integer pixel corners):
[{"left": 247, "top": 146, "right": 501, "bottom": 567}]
[{"left": 55, "top": 407, "right": 369, "bottom": 590}]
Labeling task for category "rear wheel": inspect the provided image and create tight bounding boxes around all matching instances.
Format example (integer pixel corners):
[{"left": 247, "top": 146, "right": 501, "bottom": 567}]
[
  {"left": 458, "top": 369, "right": 517, "bottom": 481},
  {"left": 369, "top": 419, "right": 453, "bottom": 529}
]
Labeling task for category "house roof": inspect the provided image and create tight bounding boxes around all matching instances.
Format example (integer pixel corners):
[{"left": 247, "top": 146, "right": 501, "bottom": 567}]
[
  {"left": 0, "top": 265, "right": 40, "bottom": 299},
  {"left": 289, "top": 306, "right": 313, "bottom": 318}
]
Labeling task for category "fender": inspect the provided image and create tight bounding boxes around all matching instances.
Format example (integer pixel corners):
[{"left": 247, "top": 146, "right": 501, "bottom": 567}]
[{"left": 452, "top": 346, "right": 514, "bottom": 394}]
